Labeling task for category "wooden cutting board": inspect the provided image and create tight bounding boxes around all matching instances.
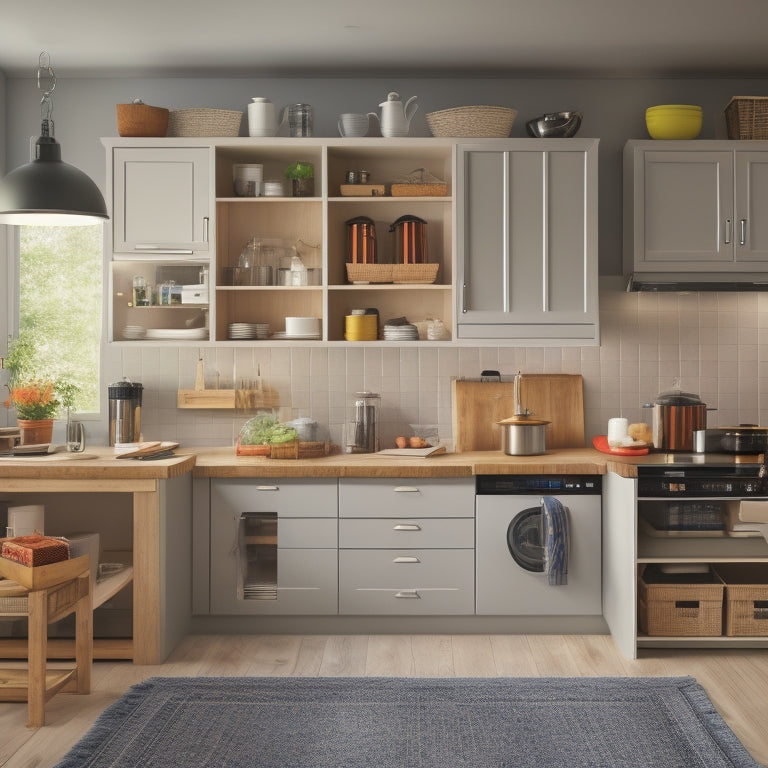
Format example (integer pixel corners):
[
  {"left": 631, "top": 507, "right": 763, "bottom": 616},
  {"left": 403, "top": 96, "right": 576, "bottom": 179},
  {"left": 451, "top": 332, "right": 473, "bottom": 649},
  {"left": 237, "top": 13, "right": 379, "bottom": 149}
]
[{"left": 452, "top": 375, "right": 585, "bottom": 452}]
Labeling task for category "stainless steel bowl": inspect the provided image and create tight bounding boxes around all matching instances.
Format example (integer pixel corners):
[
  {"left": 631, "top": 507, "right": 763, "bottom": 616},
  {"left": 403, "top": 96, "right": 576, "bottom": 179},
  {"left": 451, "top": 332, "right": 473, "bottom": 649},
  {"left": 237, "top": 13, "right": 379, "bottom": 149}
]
[{"left": 526, "top": 111, "right": 583, "bottom": 138}]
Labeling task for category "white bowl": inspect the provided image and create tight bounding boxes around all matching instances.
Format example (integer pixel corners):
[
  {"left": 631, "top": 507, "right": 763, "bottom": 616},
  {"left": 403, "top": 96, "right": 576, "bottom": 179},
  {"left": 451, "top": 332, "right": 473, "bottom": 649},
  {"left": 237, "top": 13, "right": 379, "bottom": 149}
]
[{"left": 285, "top": 316, "right": 321, "bottom": 336}]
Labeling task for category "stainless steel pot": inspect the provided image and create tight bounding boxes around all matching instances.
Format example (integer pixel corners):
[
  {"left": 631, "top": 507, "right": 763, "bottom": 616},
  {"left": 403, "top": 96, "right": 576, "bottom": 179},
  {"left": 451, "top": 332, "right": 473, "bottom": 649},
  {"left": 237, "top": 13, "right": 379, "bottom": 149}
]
[
  {"left": 642, "top": 389, "right": 711, "bottom": 451},
  {"left": 498, "top": 415, "right": 550, "bottom": 455}
]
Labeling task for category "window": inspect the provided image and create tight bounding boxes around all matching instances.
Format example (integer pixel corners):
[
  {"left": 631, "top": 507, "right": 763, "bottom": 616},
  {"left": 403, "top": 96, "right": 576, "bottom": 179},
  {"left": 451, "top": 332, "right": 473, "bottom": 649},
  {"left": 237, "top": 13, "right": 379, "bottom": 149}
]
[{"left": 17, "top": 225, "right": 102, "bottom": 413}]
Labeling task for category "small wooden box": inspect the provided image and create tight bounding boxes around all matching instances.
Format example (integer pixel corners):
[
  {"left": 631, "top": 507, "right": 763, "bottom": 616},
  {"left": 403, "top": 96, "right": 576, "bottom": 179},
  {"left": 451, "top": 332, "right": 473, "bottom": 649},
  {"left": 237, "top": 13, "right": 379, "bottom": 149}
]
[
  {"left": 2, "top": 534, "right": 69, "bottom": 568},
  {"left": 0, "top": 553, "right": 89, "bottom": 590},
  {"left": 340, "top": 184, "right": 386, "bottom": 197}
]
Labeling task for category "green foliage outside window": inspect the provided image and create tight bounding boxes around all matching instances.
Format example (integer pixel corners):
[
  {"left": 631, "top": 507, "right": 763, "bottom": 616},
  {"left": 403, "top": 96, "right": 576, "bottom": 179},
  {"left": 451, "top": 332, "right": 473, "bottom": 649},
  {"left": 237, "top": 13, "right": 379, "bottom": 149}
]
[{"left": 16, "top": 225, "right": 102, "bottom": 413}]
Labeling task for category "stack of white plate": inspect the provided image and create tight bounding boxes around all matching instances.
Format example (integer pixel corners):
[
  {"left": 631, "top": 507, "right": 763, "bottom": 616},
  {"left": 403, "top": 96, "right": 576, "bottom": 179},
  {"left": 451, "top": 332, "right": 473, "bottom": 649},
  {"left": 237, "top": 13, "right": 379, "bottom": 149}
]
[
  {"left": 233, "top": 163, "right": 263, "bottom": 197},
  {"left": 383, "top": 323, "right": 419, "bottom": 341},
  {"left": 145, "top": 327, "right": 208, "bottom": 340},
  {"left": 228, "top": 322, "right": 269, "bottom": 340},
  {"left": 122, "top": 325, "right": 146, "bottom": 340}
]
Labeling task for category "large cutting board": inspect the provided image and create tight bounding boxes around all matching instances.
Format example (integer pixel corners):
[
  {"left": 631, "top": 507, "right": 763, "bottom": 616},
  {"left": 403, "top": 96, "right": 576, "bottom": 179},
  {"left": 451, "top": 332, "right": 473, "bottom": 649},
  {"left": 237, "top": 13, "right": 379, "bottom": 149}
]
[{"left": 452, "top": 375, "right": 585, "bottom": 452}]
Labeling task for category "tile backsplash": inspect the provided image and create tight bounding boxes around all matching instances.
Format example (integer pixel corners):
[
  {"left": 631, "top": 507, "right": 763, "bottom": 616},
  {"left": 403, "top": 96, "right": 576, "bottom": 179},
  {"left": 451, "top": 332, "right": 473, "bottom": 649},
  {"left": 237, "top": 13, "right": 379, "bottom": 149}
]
[{"left": 107, "top": 285, "right": 768, "bottom": 450}]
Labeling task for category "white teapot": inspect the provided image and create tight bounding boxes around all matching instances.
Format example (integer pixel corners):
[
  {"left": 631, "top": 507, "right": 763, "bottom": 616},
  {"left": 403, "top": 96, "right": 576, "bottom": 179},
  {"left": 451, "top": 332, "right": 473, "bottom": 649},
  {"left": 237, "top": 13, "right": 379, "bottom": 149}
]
[{"left": 368, "top": 92, "right": 418, "bottom": 137}]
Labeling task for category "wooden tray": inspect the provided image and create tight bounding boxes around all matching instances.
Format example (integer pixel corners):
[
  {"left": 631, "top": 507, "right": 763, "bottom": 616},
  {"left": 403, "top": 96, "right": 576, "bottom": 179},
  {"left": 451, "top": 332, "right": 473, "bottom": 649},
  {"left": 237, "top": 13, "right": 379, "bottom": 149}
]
[
  {"left": 339, "top": 184, "right": 386, "bottom": 197},
  {"left": 0, "top": 553, "right": 89, "bottom": 590}
]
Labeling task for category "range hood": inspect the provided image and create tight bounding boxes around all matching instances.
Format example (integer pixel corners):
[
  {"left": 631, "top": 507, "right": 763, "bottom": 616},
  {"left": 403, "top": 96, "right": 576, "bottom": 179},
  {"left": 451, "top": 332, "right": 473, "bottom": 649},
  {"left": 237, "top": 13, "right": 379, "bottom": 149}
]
[{"left": 627, "top": 273, "right": 768, "bottom": 292}]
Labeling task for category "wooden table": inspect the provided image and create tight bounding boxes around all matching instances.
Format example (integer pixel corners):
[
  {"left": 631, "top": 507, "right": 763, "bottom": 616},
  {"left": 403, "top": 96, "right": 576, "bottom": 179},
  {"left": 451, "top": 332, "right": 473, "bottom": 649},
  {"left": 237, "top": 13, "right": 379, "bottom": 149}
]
[{"left": 0, "top": 449, "right": 195, "bottom": 664}]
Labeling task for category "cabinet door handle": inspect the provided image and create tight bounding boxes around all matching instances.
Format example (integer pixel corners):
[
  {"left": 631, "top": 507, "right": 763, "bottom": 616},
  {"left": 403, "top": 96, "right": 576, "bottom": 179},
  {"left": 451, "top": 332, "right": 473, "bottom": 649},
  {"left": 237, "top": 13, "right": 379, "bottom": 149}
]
[
  {"left": 394, "top": 486, "right": 420, "bottom": 493},
  {"left": 203, "top": 216, "right": 209, "bottom": 243},
  {"left": 255, "top": 485, "right": 279, "bottom": 491},
  {"left": 133, "top": 245, "right": 195, "bottom": 254},
  {"left": 725, "top": 218, "right": 732, "bottom": 244},
  {"left": 393, "top": 556, "right": 420, "bottom": 564},
  {"left": 740, "top": 218, "right": 747, "bottom": 246},
  {"left": 394, "top": 589, "right": 421, "bottom": 599},
  {"left": 393, "top": 524, "right": 422, "bottom": 531}
]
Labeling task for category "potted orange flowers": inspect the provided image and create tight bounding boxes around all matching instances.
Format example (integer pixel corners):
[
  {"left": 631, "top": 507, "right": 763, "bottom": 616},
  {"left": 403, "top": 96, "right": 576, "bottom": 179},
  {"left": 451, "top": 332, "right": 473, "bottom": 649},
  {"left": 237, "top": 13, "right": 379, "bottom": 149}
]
[{"left": 5, "top": 379, "right": 60, "bottom": 445}]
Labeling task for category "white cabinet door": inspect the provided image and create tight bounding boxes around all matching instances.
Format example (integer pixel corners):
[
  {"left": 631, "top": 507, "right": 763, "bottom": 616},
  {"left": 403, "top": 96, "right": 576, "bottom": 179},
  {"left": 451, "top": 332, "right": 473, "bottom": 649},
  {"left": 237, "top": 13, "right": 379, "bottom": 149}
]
[
  {"left": 735, "top": 151, "right": 768, "bottom": 263},
  {"left": 456, "top": 140, "right": 599, "bottom": 343},
  {"left": 631, "top": 149, "right": 734, "bottom": 268},
  {"left": 113, "top": 147, "right": 211, "bottom": 254}
]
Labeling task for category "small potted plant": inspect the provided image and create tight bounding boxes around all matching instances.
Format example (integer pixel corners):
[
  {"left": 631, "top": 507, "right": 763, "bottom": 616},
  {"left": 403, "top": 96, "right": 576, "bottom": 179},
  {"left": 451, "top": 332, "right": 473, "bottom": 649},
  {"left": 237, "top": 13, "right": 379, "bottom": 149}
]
[
  {"left": 285, "top": 161, "right": 314, "bottom": 198},
  {"left": 3, "top": 336, "right": 79, "bottom": 446}
]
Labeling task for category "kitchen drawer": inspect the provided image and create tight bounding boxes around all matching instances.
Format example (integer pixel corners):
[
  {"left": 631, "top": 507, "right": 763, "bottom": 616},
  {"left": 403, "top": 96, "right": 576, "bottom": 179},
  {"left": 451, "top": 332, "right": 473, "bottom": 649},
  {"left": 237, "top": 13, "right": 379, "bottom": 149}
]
[
  {"left": 339, "top": 518, "right": 473, "bottom": 549},
  {"left": 280, "top": 518, "right": 337, "bottom": 549},
  {"left": 338, "top": 478, "right": 474, "bottom": 519},
  {"left": 339, "top": 549, "right": 474, "bottom": 615},
  {"left": 211, "top": 478, "right": 338, "bottom": 518},
  {"left": 210, "top": 548, "right": 338, "bottom": 615}
]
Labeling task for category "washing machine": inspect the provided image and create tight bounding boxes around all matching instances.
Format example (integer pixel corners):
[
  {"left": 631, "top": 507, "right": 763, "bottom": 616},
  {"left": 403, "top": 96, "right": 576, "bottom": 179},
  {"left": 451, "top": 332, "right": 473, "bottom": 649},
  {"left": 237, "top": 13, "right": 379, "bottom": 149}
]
[{"left": 475, "top": 474, "right": 602, "bottom": 615}]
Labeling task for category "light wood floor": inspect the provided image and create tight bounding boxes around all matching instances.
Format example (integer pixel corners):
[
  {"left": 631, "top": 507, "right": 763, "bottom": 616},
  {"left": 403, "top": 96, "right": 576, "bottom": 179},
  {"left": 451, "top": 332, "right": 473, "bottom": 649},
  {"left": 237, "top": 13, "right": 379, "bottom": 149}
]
[{"left": 1, "top": 634, "right": 767, "bottom": 767}]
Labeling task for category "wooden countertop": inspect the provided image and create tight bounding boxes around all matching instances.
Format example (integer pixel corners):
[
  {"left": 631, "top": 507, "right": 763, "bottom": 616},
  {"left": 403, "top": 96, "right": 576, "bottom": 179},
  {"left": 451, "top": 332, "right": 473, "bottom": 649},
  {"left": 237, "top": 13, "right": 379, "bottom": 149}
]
[
  {"left": 191, "top": 446, "right": 641, "bottom": 478},
  {"left": 0, "top": 447, "right": 195, "bottom": 480},
  {"left": 0, "top": 445, "right": 648, "bottom": 481}
]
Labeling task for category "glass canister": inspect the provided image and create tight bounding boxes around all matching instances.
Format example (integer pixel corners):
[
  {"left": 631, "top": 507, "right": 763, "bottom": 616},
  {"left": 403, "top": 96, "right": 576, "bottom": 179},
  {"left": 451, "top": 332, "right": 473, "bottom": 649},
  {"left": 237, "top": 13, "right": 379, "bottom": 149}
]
[
  {"left": 346, "top": 391, "right": 381, "bottom": 454},
  {"left": 287, "top": 103, "right": 313, "bottom": 137}
]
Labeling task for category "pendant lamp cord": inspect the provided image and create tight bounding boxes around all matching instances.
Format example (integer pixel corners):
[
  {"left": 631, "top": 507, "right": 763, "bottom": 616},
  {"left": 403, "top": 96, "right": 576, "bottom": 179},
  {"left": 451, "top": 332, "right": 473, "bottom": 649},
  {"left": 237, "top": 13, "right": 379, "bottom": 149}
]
[{"left": 37, "top": 51, "right": 56, "bottom": 139}]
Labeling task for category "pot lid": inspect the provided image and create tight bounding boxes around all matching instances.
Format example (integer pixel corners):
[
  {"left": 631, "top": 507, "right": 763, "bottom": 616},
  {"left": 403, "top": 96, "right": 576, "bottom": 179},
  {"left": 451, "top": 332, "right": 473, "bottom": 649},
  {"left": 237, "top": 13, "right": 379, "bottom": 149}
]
[
  {"left": 497, "top": 415, "right": 551, "bottom": 426},
  {"left": 653, "top": 389, "right": 705, "bottom": 406}
]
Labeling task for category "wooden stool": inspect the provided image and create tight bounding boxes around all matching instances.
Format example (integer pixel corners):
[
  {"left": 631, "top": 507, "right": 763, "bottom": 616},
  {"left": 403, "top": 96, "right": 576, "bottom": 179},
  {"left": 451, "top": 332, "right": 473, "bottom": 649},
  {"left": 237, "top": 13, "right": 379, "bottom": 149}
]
[{"left": 0, "top": 555, "right": 92, "bottom": 727}]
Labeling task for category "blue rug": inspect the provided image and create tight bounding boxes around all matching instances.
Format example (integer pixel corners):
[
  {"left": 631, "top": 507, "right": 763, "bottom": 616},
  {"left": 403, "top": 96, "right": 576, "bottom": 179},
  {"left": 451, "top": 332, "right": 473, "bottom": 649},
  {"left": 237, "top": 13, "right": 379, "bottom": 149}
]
[{"left": 55, "top": 676, "right": 761, "bottom": 768}]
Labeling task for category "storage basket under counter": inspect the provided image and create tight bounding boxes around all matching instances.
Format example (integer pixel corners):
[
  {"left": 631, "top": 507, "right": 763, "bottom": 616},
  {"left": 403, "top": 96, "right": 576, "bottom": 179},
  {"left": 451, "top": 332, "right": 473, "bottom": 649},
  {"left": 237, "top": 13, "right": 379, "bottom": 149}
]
[
  {"left": 638, "top": 565, "right": 725, "bottom": 637},
  {"left": 714, "top": 563, "right": 768, "bottom": 636}
]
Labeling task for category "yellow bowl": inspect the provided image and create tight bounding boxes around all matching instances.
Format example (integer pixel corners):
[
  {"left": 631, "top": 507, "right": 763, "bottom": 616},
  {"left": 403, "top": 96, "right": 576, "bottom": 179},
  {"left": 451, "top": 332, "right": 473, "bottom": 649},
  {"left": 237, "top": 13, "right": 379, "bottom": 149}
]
[
  {"left": 646, "top": 104, "right": 702, "bottom": 113},
  {"left": 645, "top": 108, "right": 703, "bottom": 139}
]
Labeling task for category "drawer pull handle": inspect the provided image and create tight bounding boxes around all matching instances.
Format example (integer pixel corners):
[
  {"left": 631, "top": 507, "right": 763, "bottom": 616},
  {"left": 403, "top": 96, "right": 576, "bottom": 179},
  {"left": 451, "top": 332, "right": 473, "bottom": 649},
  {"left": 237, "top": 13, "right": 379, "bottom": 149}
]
[
  {"left": 393, "top": 524, "right": 421, "bottom": 531},
  {"left": 393, "top": 556, "right": 420, "bottom": 564},
  {"left": 394, "top": 590, "right": 421, "bottom": 599},
  {"left": 255, "top": 485, "right": 279, "bottom": 491},
  {"left": 394, "top": 486, "right": 419, "bottom": 493}
]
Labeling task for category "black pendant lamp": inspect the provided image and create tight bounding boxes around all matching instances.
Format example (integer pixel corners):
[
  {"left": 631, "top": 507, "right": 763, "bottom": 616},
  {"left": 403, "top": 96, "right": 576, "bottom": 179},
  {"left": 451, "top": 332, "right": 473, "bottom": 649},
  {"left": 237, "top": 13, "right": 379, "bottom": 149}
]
[{"left": 0, "top": 52, "right": 108, "bottom": 226}]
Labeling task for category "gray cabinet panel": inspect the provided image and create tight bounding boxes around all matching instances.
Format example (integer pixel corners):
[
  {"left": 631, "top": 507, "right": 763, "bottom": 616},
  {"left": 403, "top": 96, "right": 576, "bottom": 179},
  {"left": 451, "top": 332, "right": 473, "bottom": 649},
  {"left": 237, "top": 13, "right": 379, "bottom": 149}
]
[
  {"left": 736, "top": 152, "right": 768, "bottom": 262},
  {"left": 211, "top": 477, "right": 338, "bottom": 518},
  {"left": 113, "top": 147, "right": 211, "bottom": 253},
  {"left": 339, "top": 549, "right": 474, "bottom": 615},
  {"left": 457, "top": 139, "right": 599, "bottom": 343},
  {"left": 339, "top": 517, "right": 474, "bottom": 549},
  {"left": 339, "top": 477, "right": 474, "bottom": 519}
]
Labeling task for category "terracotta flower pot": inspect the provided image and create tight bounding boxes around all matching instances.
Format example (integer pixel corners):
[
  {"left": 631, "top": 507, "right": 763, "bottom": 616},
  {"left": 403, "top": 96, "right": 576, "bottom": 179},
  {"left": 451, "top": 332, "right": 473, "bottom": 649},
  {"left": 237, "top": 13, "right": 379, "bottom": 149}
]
[{"left": 17, "top": 418, "right": 54, "bottom": 446}]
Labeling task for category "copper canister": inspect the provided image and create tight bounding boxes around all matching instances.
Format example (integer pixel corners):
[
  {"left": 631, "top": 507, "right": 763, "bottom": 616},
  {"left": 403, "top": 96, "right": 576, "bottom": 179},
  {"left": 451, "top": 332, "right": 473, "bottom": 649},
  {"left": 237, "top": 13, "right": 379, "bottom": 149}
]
[
  {"left": 345, "top": 216, "right": 377, "bottom": 264},
  {"left": 650, "top": 404, "right": 708, "bottom": 451},
  {"left": 390, "top": 214, "right": 428, "bottom": 264}
]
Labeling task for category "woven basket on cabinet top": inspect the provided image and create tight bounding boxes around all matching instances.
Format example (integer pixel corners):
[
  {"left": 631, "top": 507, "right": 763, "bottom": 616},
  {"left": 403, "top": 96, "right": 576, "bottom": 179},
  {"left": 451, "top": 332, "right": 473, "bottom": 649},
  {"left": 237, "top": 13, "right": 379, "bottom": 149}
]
[
  {"left": 167, "top": 108, "right": 243, "bottom": 137},
  {"left": 426, "top": 105, "right": 518, "bottom": 138},
  {"left": 724, "top": 96, "right": 768, "bottom": 140}
]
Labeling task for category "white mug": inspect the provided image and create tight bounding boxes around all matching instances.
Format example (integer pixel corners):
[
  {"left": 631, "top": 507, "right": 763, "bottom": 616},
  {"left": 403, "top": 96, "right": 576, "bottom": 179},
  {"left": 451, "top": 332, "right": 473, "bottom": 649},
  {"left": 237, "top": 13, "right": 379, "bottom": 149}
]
[
  {"left": 338, "top": 113, "right": 369, "bottom": 138},
  {"left": 607, "top": 417, "right": 629, "bottom": 448}
]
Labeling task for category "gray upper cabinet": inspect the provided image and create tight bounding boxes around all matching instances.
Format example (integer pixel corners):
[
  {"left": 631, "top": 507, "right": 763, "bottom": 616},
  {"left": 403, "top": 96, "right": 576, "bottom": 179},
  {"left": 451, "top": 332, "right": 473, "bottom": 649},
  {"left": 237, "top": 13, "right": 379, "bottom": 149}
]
[
  {"left": 111, "top": 146, "right": 211, "bottom": 255},
  {"left": 456, "top": 139, "right": 599, "bottom": 344},
  {"left": 624, "top": 141, "right": 768, "bottom": 276}
]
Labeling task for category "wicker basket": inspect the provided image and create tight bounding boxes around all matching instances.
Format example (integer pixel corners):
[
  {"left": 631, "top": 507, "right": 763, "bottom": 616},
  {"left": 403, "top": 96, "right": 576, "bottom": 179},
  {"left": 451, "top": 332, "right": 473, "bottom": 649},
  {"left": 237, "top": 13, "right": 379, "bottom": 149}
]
[
  {"left": 724, "top": 96, "right": 768, "bottom": 140},
  {"left": 426, "top": 106, "right": 517, "bottom": 138},
  {"left": 392, "top": 263, "right": 440, "bottom": 284},
  {"left": 116, "top": 102, "right": 169, "bottom": 137},
  {"left": 269, "top": 441, "right": 300, "bottom": 459},
  {"left": 715, "top": 563, "right": 768, "bottom": 636},
  {"left": 638, "top": 567, "right": 724, "bottom": 636},
  {"left": 346, "top": 263, "right": 393, "bottom": 284},
  {"left": 167, "top": 108, "right": 243, "bottom": 137}
]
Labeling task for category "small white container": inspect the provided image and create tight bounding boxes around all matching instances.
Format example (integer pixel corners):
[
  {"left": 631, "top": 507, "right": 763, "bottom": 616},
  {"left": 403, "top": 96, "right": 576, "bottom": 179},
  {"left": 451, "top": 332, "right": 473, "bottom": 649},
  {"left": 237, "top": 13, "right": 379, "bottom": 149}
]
[
  {"left": 607, "top": 417, "right": 629, "bottom": 447},
  {"left": 285, "top": 316, "right": 321, "bottom": 337}
]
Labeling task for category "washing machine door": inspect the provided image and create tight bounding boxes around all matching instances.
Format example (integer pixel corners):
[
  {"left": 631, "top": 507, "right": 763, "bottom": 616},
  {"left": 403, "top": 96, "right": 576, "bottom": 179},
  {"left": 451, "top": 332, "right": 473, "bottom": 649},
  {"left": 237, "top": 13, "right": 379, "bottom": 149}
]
[{"left": 506, "top": 507, "right": 545, "bottom": 572}]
